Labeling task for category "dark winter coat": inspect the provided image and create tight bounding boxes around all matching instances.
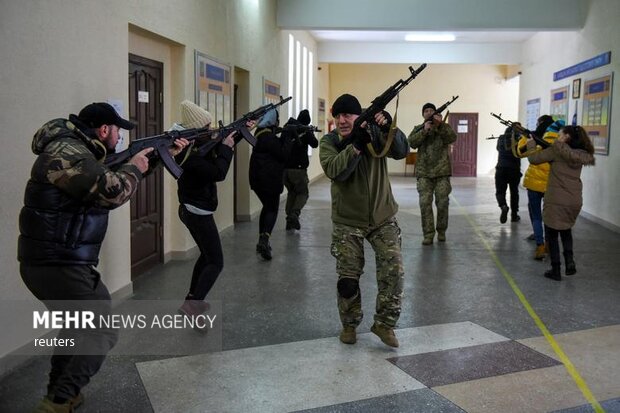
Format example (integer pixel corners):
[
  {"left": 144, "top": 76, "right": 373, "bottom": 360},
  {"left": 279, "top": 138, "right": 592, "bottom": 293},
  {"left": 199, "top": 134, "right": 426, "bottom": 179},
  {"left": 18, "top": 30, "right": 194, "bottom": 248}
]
[
  {"left": 249, "top": 127, "right": 291, "bottom": 195},
  {"left": 177, "top": 144, "right": 234, "bottom": 211}
]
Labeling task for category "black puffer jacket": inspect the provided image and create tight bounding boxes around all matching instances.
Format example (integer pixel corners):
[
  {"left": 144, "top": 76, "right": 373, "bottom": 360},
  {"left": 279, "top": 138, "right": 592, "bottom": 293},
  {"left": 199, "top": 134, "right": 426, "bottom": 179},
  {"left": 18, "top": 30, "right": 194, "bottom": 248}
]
[{"left": 18, "top": 118, "right": 141, "bottom": 265}]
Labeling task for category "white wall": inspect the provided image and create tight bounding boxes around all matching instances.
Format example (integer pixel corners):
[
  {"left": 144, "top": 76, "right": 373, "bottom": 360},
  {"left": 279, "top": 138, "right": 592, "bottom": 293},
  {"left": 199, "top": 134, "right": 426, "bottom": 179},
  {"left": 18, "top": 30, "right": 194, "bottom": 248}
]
[
  {"left": 519, "top": 0, "right": 620, "bottom": 229},
  {"left": 0, "top": 0, "right": 305, "bottom": 360},
  {"left": 328, "top": 64, "right": 520, "bottom": 175}
]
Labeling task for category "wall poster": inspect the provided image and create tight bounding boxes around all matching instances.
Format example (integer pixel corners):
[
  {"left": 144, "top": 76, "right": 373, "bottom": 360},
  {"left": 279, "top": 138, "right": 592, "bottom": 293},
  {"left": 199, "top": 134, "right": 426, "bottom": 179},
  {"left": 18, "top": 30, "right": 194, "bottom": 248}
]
[
  {"left": 195, "top": 51, "right": 231, "bottom": 126},
  {"left": 526, "top": 98, "right": 541, "bottom": 131},
  {"left": 550, "top": 86, "right": 569, "bottom": 124},
  {"left": 263, "top": 79, "right": 281, "bottom": 105},
  {"left": 582, "top": 73, "right": 613, "bottom": 155}
]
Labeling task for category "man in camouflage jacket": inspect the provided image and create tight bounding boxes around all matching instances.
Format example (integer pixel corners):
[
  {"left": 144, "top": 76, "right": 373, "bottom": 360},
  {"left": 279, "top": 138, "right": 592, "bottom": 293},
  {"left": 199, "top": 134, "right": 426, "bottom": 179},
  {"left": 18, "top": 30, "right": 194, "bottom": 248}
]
[
  {"left": 18, "top": 102, "right": 186, "bottom": 413},
  {"left": 319, "top": 93, "right": 407, "bottom": 348},
  {"left": 408, "top": 103, "right": 457, "bottom": 245}
]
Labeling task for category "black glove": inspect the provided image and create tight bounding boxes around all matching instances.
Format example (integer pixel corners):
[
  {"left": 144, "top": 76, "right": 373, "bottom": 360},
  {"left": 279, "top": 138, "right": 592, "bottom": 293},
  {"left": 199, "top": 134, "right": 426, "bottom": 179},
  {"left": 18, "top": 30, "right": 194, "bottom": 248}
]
[
  {"left": 379, "top": 110, "right": 392, "bottom": 133},
  {"left": 352, "top": 127, "right": 371, "bottom": 152}
]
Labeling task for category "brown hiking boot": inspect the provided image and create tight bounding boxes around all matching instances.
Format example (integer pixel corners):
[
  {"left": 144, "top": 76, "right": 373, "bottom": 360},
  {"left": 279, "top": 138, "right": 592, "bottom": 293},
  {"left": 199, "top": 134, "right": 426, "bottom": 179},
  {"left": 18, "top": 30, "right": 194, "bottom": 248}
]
[
  {"left": 371, "top": 323, "right": 399, "bottom": 348},
  {"left": 339, "top": 326, "right": 357, "bottom": 344},
  {"left": 422, "top": 237, "right": 433, "bottom": 245},
  {"left": 33, "top": 397, "right": 74, "bottom": 413},
  {"left": 437, "top": 232, "right": 446, "bottom": 242},
  {"left": 534, "top": 244, "right": 547, "bottom": 260}
]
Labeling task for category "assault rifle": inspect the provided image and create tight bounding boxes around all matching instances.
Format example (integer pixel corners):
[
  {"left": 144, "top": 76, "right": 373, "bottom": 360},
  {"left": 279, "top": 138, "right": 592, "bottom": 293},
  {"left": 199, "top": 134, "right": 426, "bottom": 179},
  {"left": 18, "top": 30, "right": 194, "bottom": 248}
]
[
  {"left": 105, "top": 96, "right": 292, "bottom": 179},
  {"left": 335, "top": 64, "right": 427, "bottom": 154},
  {"left": 412, "top": 95, "right": 459, "bottom": 134},
  {"left": 490, "top": 112, "right": 550, "bottom": 149},
  {"left": 104, "top": 126, "right": 215, "bottom": 179},
  {"left": 192, "top": 96, "right": 293, "bottom": 156},
  {"left": 277, "top": 124, "right": 322, "bottom": 145},
  {"left": 276, "top": 124, "right": 322, "bottom": 136}
]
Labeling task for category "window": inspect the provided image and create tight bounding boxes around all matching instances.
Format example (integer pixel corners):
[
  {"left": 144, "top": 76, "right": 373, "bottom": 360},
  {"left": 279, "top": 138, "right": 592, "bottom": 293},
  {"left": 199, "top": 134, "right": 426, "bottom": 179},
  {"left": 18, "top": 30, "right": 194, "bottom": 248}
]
[{"left": 288, "top": 34, "right": 313, "bottom": 120}]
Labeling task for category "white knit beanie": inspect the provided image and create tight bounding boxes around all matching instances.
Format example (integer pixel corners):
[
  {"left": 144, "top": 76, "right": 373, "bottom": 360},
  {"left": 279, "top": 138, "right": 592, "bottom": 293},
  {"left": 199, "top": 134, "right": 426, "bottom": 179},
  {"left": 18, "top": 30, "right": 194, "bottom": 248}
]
[{"left": 180, "top": 100, "right": 213, "bottom": 129}]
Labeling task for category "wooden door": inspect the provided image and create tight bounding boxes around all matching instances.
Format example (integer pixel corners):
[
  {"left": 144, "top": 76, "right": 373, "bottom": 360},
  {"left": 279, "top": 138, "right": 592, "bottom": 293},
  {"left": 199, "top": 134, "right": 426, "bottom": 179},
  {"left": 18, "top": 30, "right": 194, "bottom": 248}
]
[
  {"left": 128, "top": 54, "right": 164, "bottom": 278},
  {"left": 448, "top": 113, "right": 478, "bottom": 177}
]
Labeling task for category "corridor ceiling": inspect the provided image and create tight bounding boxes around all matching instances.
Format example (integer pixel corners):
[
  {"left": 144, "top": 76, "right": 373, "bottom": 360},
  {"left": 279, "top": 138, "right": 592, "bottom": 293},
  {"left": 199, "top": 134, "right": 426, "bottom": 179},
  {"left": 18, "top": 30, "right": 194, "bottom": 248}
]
[{"left": 276, "top": 0, "right": 590, "bottom": 64}]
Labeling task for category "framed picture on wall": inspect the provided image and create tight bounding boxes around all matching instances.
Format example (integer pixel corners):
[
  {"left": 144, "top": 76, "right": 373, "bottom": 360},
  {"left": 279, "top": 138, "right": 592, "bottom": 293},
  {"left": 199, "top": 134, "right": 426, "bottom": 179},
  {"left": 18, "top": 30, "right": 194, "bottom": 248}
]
[
  {"left": 550, "top": 85, "right": 569, "bottom": 124},
  {"left": 581, "top": 73, "right": 613, "bottom": 155},
  {"left": 572, "top": 78, "right": 581, "bottom": 99},
  {"left": 194, "top": 51, "right": 232, "bottom": 125}
]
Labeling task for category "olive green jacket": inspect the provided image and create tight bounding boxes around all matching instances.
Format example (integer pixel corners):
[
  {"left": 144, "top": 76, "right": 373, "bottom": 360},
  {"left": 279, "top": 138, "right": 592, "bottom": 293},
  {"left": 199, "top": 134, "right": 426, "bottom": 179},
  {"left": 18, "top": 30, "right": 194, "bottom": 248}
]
[{"left": 319, "top": 125, "right": 407, "bottom": 227}]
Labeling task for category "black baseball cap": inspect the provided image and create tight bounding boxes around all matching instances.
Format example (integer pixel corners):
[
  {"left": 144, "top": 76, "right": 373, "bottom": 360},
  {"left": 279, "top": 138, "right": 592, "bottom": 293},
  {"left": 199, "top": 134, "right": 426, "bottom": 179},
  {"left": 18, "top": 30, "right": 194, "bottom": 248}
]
[{"left": 78, "top": 102, "right": 135, "bottom": 130}]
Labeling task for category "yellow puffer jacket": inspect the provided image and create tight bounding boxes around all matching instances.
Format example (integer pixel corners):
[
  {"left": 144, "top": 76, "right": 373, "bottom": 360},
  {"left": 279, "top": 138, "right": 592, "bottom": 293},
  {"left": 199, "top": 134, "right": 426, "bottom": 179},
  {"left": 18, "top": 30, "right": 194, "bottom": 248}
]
[{"left": 517, "top": 129, "right": 560, "bottom": 192}]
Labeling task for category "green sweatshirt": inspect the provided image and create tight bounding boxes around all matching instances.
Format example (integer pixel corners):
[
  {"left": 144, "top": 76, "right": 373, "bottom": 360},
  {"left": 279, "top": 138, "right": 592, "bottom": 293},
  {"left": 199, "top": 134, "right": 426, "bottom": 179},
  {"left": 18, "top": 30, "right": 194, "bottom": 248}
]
[{"left": 319, "top": 125, "right": 408, "bottom": 227}]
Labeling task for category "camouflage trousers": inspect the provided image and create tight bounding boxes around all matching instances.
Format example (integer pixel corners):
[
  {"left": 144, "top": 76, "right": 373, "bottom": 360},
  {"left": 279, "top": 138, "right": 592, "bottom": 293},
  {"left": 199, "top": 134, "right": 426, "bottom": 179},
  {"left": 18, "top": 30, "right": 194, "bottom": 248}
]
[
  {"left": 283, "top": 168, "right": 310, "bottom": 220},
  {"left": 330, "top": 217, "right": 404, "bottom": 329},
  {"left": 417, "top": 176, "right": 452, "bottom": 238}
]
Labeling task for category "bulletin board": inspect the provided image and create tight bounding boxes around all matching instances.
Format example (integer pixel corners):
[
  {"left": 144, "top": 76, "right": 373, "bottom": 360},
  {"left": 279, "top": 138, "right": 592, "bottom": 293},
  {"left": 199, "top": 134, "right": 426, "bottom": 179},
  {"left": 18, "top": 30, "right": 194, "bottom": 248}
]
[
  {"left": 582, "top": 73, "right": 613, "bottom": 155},
  {"left": 195, "top": 51, "right": 232, "bottom": 125},
  {"left": 550, "top": 86, "right": 569, "bottom": 124}
]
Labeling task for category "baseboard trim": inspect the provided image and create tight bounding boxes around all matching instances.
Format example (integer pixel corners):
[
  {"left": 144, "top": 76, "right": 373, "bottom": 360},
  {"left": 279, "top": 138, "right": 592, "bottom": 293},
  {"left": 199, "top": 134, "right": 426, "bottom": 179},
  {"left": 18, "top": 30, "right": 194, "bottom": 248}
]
[
  {"left": 165, "top": 245, "right": 199, "bottom": 263},
  {"left": 580, "top": 210, "right": 620, "bottom": 234}
]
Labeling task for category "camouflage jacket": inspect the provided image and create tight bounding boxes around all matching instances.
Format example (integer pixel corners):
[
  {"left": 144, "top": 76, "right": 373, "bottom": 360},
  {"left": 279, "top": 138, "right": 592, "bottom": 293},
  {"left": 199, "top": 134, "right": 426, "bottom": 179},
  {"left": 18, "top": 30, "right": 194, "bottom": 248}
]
[
  {"left": 319, "top": 124, "right": 408, "bottom": 228},
  {"left": 18, "top": 118, "right": 142, "bottom": 265},
  {"left": 408, "top": 122, "right": 457, "bottom": 178}
]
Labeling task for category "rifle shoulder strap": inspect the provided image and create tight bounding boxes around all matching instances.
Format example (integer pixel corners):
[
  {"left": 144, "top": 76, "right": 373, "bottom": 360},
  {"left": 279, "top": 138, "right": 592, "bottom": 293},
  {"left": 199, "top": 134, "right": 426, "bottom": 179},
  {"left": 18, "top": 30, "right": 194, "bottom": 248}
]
[{"left": 365, "top": 96, "right": 398, "bottom": 158}]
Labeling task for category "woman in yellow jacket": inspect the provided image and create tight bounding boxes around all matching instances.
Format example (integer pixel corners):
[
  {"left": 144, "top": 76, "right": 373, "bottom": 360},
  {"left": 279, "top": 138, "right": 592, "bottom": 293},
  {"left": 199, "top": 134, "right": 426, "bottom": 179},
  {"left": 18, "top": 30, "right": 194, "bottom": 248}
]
[{"left": 516, "top": 116, "right": 562, "bottom": 259}]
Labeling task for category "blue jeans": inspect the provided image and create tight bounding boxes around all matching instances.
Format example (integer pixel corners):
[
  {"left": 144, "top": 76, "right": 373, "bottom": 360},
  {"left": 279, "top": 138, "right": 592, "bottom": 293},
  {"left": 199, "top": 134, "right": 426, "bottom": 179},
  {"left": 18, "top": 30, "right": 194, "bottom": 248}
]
[{"left": 527, "top": 190, "right": 545, "bottom": 245}]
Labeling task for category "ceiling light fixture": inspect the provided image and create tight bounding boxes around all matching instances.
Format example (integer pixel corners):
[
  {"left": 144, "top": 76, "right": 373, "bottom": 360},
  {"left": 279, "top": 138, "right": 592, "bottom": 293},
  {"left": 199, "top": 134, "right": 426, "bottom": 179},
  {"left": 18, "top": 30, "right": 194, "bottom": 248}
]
[{"left": 405, "top": 33, "right": 456, "bottom": 42}]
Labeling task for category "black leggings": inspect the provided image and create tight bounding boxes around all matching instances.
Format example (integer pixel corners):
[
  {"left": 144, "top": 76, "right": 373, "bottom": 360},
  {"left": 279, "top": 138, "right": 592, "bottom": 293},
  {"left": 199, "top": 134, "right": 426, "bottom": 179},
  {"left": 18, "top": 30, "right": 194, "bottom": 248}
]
[
  {"left": 545, "top": 225, "right": 574, "bottom": 267},
  {"left": 255, "top": 190, "right": 280, "bottom": 235},
  {"left": 179, "top": 205, "right": 224, "bottom": 300}
]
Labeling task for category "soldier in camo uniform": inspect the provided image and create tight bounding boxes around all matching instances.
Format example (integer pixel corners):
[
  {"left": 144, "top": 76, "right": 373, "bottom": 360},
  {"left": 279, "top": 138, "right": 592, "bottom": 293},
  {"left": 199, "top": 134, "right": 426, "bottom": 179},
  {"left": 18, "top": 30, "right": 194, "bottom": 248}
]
[
  {"left": 319, "top": 93, "right": 407, "bottom": 348},
  {"left": 408, "top": 103, "right": 457, "bottom": 245},
  {"left": 18, "top": 102, "right": 187, "bottom": 413}
]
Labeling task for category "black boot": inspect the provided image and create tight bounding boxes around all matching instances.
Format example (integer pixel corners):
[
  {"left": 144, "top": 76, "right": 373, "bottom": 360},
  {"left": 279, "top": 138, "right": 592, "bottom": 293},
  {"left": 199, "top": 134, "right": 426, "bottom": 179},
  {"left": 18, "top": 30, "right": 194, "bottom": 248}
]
[
  {"left": 256, "top": 233, "right": 272, "bottom": 261},
  {"left": 564, "top": 252, "right": 576, "bottom": 275},
  {"left": 511, "top": 212, "right": 521, "bottom": 222},
  {"left": 544, "top": 265, "right": 562, "bottom": 281},
  {"left": 499, "top": 205, "right": 509, "bottom": 223}
]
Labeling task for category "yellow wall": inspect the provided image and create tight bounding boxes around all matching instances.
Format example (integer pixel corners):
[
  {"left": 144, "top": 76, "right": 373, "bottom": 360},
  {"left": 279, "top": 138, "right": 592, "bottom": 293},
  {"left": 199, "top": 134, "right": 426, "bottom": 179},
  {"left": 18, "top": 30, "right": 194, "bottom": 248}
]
[{"left": 328, "top": 63, "right": 520, "bottom": 175}]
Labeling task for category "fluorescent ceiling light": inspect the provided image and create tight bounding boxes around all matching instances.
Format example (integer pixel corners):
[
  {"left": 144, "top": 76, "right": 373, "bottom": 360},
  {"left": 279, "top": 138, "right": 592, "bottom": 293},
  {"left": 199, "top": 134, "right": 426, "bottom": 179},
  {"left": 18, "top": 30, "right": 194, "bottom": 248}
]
[{"left": 405, "top": 33, "right": 455, "bottom": 42}]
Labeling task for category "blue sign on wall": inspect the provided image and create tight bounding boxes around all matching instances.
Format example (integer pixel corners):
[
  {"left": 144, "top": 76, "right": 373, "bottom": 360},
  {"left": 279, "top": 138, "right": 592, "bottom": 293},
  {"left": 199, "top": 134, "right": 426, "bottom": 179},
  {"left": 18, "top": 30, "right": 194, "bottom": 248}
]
[{"left": 553, "top": 52, "right": 611, "bottom": 81}]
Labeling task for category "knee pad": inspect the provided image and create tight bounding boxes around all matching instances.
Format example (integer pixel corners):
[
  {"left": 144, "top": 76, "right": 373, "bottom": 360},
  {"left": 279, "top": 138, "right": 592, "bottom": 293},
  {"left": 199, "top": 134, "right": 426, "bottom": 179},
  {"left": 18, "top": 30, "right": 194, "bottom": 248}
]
[{"left": 337, "top": 278, "right": 359, "bottom": 299}]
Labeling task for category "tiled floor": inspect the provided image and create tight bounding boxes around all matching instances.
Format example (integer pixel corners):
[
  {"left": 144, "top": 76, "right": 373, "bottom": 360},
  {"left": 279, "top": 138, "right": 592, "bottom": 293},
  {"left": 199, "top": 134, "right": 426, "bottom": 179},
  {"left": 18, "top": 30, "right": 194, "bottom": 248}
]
[{"left": 1, "top": 176, "right": 619, "bottom": 412}]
